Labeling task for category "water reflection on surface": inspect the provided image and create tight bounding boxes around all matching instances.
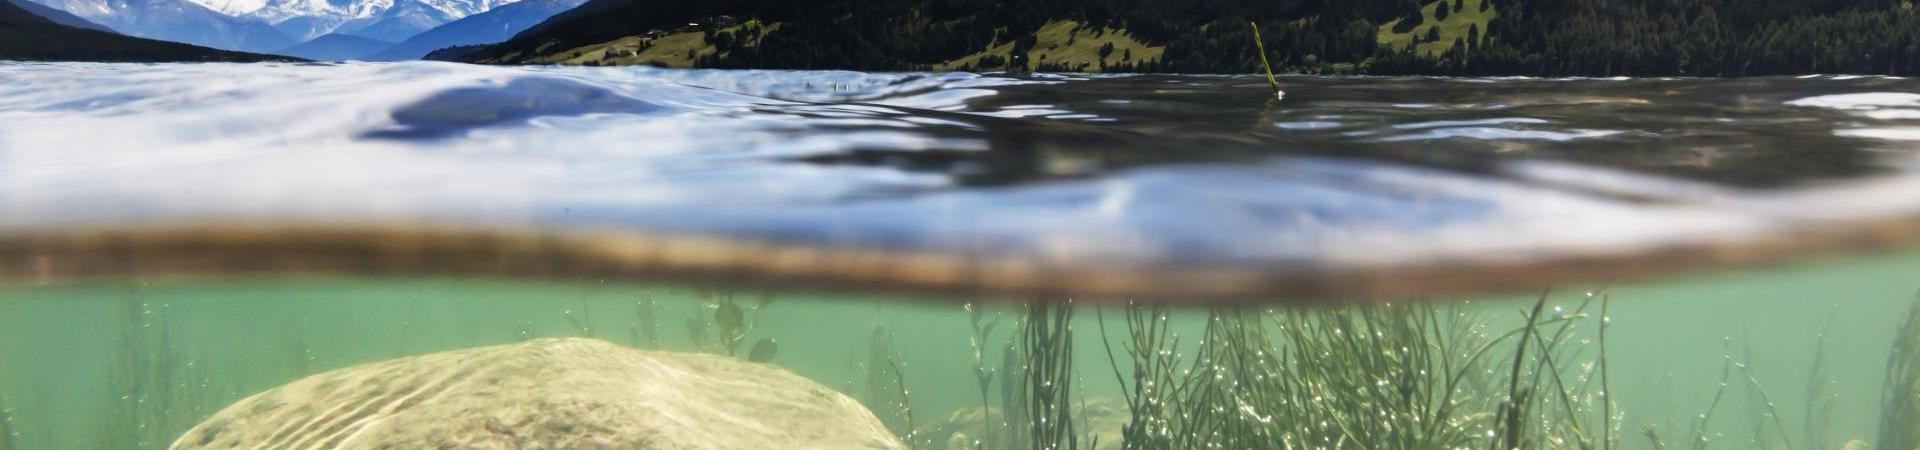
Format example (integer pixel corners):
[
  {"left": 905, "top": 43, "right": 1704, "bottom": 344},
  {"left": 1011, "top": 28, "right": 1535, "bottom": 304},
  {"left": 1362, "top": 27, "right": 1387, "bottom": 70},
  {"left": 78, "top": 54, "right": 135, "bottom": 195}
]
[{"left": 0, "top": 63, "right": 1917, "bottom": 299}]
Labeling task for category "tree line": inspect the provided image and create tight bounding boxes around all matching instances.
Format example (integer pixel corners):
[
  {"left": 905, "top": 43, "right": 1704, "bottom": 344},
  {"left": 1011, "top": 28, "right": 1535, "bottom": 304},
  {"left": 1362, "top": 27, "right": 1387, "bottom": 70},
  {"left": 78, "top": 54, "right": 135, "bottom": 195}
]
[{"left": 467, "top": 0, "right": 1920, "bottom": 76}]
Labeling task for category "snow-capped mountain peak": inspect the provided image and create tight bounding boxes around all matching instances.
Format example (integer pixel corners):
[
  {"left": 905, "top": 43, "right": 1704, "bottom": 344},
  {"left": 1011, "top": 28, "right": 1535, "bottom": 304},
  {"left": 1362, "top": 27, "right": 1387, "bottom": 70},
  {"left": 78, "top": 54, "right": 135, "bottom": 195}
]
[
  {"left": 28, "top": 0, "right": 529, "bottom": 53},
  {"left": 185, "top": 0, "right": 266, "bottom": 15},
  {"left": 24, "top": 0, "right": 299, "bottom": 52},
  {"left": 186, "top": 0, "right": 515, "bottom": 42}
]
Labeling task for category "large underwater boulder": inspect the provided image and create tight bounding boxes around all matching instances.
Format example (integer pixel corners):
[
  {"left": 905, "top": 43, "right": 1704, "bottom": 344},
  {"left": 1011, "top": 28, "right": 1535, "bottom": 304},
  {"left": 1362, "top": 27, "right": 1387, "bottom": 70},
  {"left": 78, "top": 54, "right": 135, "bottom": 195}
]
[{"left": 170, "top": 338, "right": 903, "bottom": 450}]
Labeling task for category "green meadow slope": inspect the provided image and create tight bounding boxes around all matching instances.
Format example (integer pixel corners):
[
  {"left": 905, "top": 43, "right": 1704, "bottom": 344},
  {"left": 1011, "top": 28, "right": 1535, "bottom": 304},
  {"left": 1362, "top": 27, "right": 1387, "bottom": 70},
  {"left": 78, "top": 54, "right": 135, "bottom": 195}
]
[{"left": 1377, "top": 0, "right": 1495, "bottom": 58}]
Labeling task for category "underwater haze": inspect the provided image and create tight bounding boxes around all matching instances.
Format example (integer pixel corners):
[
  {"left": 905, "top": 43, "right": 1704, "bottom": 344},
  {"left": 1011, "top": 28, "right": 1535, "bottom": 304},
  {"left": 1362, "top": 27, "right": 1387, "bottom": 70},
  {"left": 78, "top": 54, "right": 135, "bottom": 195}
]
[{"left": 1, "top": 62, "right": 1919, "bottom": 449}]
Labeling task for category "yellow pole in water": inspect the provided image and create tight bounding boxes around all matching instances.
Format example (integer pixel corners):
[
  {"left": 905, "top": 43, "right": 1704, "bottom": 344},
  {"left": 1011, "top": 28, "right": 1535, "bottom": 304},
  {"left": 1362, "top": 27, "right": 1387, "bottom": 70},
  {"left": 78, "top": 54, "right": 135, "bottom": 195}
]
[{"left": 1248, "top": 21, "right": 1282, "bottom": 98}]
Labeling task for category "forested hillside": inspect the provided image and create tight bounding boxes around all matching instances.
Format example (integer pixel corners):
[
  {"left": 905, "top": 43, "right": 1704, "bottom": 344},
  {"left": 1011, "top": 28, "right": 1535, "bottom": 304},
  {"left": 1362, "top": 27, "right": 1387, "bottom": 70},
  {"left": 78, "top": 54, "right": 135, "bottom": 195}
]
[
  {"left": 462, "top": 0, "right": 1920, "bottom": 76},
  {"left": 1377, "top": 0, "right": 1920, "bottom": 76}
]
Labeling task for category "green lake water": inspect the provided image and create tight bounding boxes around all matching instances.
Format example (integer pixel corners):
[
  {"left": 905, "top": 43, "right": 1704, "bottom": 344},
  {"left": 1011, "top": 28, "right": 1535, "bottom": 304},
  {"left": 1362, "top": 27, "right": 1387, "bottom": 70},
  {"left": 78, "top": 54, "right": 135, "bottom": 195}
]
[{"left": 2, "top": 250, "right": 1914, "bottom": 449}]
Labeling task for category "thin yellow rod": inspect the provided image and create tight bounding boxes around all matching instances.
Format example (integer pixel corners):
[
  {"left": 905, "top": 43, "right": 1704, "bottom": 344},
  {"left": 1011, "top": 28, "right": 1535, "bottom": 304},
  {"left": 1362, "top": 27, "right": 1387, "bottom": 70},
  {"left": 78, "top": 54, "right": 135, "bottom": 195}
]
[{"left": 1248, "top": 21, "right": 1281, "bottom": 97}]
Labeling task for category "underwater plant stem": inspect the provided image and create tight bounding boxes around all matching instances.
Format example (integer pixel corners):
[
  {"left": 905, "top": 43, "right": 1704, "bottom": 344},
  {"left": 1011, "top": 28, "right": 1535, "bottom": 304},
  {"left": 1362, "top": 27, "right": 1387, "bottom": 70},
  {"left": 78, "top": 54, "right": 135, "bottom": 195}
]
[
  {"left": 1803, "top": 306, "right": 1837, "bottom": 450},
  {"left": 1115, "top": 302, "right": 1179, "bottom": 450},
  {"left": 1600, "top": 294, "right": 1614, "bottom": 450},
  {"left": 1024, "top": 301, "right": 1075, "bottom": 450},
  {"left": 1881, "top": 292, "right": 1920, "bottom": 450},
  {"left": 862, "top": 325, "right": 916, "bottom": 442},
  {"left": 1527, "top": 327, "right": 1593, "bottom": 446},
  {"left": 887, "top": 357, "right": 916, "bottom": 447},
  {"left": 1001, "top": 334, "right": 1031, "bottom": 449},
  {"left": 0, "top": 394, "right": 14, "bottom": 450},
  {"left": 1492, "top": 287, "right": 1551, "bottom": 450},
  {"left": 967, "top": 304, "right": 1001, "bottom": 448},
  {"left": 1095, "top": 306, "right": 1127, "bottom": 397},
  {"left": 1735, "top": 357, "right": 1795, "bottom": 450},
  {"left": 1692, "top": 339, "right": 1735, "bottom": 450},
  {"left": 1508, "top": 289, "right": 1597, "bottom": 448},
  {"left": 633, "top": 294, "right": 659, "bottom": 348},
  {"left": 1095, "top": 305, "right": 1144, "bottom": 449},
  {"left": 1428, "top": 313, "right": 1579, "bottom": 440},
  {"left": 1640, "top": 425, "right": 1667, "bottom": 450}
]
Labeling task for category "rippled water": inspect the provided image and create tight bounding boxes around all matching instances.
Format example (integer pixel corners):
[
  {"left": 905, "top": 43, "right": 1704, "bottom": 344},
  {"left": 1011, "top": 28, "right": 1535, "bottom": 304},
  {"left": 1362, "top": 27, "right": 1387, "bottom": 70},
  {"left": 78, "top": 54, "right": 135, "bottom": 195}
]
[
  {"left": 1, "top": 62, "right": 1918, "bottom": 450},
  {"left": 3, "top": 62, "right": 1919, "bottom": 299}
]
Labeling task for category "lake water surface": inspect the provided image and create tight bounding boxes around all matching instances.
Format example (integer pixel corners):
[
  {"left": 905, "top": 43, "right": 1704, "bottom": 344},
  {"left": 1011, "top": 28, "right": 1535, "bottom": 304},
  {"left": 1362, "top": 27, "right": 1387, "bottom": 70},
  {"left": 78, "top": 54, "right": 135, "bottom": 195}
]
[{"left": 0, "top": 62, "right": 1918, "bottom": 449}]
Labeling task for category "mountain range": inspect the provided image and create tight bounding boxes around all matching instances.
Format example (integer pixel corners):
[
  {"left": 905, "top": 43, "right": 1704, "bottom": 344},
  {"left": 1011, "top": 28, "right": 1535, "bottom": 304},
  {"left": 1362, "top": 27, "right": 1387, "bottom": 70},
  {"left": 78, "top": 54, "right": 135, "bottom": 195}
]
[
  {"left": 227, "top": 0, "right": 520, "bottom": 42},
  {"left": 365, "top": 0, "right": 583, "bottom": 60},
  {"left": 15, "top": 0, "right": 560, "bottom": 57},
  {"left": 22, "top": 0, "right": 297, "bottom": 52},
  {"left": 7, "top": 0, "right": 112, "bottom": 31},
  {"left": 0, "top": 0, "right": 284, "bottom": 61},
  {"left": 272, "top": 32, "right": 389, "bottom": 59}
]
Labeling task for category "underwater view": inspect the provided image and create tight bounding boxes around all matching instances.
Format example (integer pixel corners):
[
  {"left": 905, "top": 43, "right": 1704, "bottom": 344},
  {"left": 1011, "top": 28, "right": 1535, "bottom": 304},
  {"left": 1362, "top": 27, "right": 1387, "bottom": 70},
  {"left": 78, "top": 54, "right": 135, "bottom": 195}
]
[
  {"left": 0, "top": 61, "right": 1918, "bottom": 450},
  {"left": 0, "top": 255, "right": 1916, "bottom": 450}
]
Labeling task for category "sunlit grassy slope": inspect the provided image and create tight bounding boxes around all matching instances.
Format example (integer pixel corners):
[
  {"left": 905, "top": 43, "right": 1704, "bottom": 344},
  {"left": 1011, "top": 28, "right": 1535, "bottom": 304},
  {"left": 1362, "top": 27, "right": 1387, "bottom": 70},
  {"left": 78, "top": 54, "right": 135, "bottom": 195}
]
[
  {"left": 935, "top": 20, "right": 1165, "bottom": 72},
  {"left": 524, "top": 20, "right": 780, "bottom": 67},
  {"left": 1378, "top": 0, "right": 1497, "bottom": 58}
]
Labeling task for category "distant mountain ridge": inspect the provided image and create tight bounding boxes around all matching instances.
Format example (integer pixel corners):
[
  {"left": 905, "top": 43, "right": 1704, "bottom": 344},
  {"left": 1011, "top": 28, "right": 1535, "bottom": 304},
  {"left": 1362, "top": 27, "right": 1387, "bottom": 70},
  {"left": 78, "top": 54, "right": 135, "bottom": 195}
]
[
  {"left": 20, "top": 0, "right": 529, "bottom": 54},
  {"left": 365, "top": 0, "right": 582, "bottom": 60},
  {"left": 6, "top": 0, "right": 113, "bottom": 31},
  {"left": 195, "top": 0, "right": 521, "bottom": 42},
  {"left": 273, "top": 32, "right": 389, "bottom": 59},
  {"left": 22, "top": 0, "right": 295, "bottom": 52},
  {"left": 0, "top": 0, "right": 286, "bottom": 61}
]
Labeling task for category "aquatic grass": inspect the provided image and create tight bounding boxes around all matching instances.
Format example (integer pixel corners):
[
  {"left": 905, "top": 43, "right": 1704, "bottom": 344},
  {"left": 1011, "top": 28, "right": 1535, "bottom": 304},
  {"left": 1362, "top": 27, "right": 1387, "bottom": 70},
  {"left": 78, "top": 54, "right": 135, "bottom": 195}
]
[
  {"left": 514, "top": 319, "right": 535, "bottom": 341},
  {"left": 889, "top": 357, "right": 920, "bottom": 446},
  {"left": 1528, "top": 290, "right": 1621, "bottom": 449},
  {"left": 966, "top": 303, "right": 1005, "bottom": 448},
  {"left": 0, "top": 394, "right": 15, "bottom": 450},
  {"left": 1200, "top": 310, "right": 1273, "bottom": 446},
  {"left": 1599, "top": 294, "right": 1614, "bottom": 450},
  {"left": 1688, "top": 339, "right": 1736, "bottom": 450},
  {"left": 861, "top": 324, "right": 919, "bottom": 445},
  {"left": 1001, "top": 326, "right": 1033, "bottom": 449},
  {"left": 1735, "top": 335, "right": 1775, "bottom": 450},
  {"left": 1801, "top": 307, "right": 1838, "bottom": 450},
  {"left": 1092, "top": 289, "right": 1619, "bottom": 450},
  {"left": 685, "top": 288, "right": 776, "bottom": 358},
  {"left": 1490, "top": 291, "right": 1551, "bottom": 450},
  {"left": 1733, "top": 352, "right": 1793, "bottom": 450},
  {"left": 105, "top": 294, "right": 169, "bottom": 449},
  {"left": 1639, "top": 424, "right": 1668, "bottom": 450},
  {"left": 630, "top": 293, "right": 660, "bottom": 348},
  {"left": 1096, "top": 302, "right": 1179, "bottom": 450},
  {"left": 1475, "top": 290, "right": 1608, "bottom": 449},
  {"left": 1023, "top": 301, "right": 1077, "bottom": 450},
  {"left": 1499, "top": 289, "right": 1636, "bottom": 450},
  {"left": 102, "top": 292, "right": 227, "bottom": 450},
  {"left": 563, "top": 299, "right": 595, "bottom": 338},
  {"left": 1878, "top": 290, "right": 1920, "bottom": 450}
]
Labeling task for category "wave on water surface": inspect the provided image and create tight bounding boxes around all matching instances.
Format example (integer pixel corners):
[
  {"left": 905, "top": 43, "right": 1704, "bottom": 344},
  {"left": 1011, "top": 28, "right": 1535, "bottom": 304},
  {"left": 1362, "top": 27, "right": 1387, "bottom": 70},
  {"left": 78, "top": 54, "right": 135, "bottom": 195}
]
[{"left": 1, "top": 61, "right": 1918, "bottom": 297}]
